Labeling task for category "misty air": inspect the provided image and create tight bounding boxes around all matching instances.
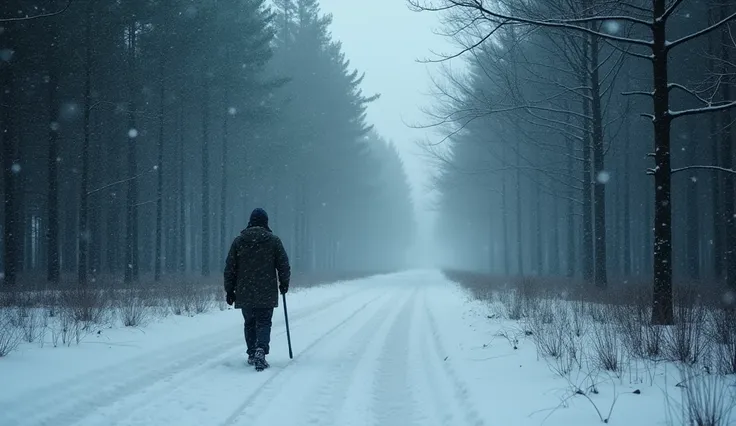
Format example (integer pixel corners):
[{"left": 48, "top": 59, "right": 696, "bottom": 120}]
[{"left": 1, "top": 1, "right": 736, "bottom": 425}]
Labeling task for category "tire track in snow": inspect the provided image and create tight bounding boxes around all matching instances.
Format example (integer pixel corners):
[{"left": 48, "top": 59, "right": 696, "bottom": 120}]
[
  {"left": 370, "top": 288, "right": 421, "bottom": 426},
  {"left": 422, "top": 288, "right": 486, "bottom": 426},
  {"left": 221, "top": 291, "right": 387, "bottom": 426},
  {"left": 0, "top": 286, "right": 376, "bottom": 426},
  {"left": 297, "top": 289, "right": 417, "bottom": 426}
]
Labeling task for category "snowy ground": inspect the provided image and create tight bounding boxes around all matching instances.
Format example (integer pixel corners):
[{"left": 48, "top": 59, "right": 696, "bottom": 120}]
[{"left": 1, "top": 270, "right": 733, "bottom": 426}]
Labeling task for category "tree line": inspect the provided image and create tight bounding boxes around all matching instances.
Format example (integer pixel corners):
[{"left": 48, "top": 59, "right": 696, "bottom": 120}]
[
  {"left": 411, "top": 0, "right": 736, "bottom": 324},
  {"left": 0, "top": 0, "right": 415, "bottom": 288}
]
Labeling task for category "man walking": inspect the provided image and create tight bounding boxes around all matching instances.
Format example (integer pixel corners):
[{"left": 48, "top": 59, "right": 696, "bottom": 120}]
[{"left": 224, "top": 208, "right": 291, "bottom": 371}]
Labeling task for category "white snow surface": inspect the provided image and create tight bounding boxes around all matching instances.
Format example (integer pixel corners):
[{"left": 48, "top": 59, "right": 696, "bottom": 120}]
[{"left": 0, "top": 270, "right": 726, "bottom": 426}]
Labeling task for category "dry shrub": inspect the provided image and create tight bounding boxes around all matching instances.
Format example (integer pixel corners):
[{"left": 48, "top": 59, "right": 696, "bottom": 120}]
[
  {"left": 118, "top": 289, "right": 151, "bottom": 327},
  {"left": 710, "top": 309, "right": 736, "bottom": 375},
  {"left": 571, "top": 301, "right": 588, "bottom": 337},
  {"left": 59, "top": 285, "right": 112, "bottom": 326},
  {"left": 0, "top": 309, "right": 22, "bottom": 357},
  {"left": 590, "top": 318, "right": 624, "bottom": 374},
  {"left": 675, "top": 364, "right": 736, "bottom": 426},
  {"left": 528, "top": 301, "right": 569, "bottom": 360},
  {"left": 665, "top": 289, "right": 709, "bottom": 365}
]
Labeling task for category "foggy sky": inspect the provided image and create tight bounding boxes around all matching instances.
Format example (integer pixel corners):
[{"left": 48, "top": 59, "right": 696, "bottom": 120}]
[{"left": 317, "top": 0, "right": 456, "bottom": 265}]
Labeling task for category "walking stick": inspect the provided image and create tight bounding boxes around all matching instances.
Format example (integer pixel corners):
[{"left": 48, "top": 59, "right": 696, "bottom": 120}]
[{"left": 282, "top": 293, "right": 293, "bottom": 359}]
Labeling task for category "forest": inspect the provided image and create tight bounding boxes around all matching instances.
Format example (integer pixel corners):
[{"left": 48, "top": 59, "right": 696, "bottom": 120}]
[
  {"left": 0, "top": 0, "right": 416, "bottom": 291},
  {"left": 411, "top": 0, "right": 736, "bottom": 324}
]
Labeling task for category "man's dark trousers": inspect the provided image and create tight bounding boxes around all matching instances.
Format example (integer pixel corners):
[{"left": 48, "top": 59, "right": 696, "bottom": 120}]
[{"left": 242, "top": 307, "right": 275, "bottom": 356}]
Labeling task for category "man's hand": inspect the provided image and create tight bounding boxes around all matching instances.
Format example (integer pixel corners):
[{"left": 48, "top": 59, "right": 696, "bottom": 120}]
[
  {"left": 279, "top": 282, "right": 289, "bottom": 295},
  {"left": 226, "top": 291, "right": 236, "bottom": 306}
]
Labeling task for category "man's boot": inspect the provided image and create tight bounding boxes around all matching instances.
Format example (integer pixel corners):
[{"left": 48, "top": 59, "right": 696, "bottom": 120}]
[{"left": 253, "top": 348, "right": 269, "bottom": 371}]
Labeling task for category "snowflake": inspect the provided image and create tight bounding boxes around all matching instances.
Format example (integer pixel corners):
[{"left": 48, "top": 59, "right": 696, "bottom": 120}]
[
  {"left": 128, "top": 128, "right": 139, "bottom": 138},
  {"left": 228, "top": 107, "right": 237, "bottom": 115},
  {"left": 11, "top": 163, "right": 21, "bottom": 173},
  {"left": 596, "top": 171, "right": 611, "bottom": 184},
  {"left": 602, "top": 21, "right": 621, "bottom": 34},
  {"left": 50, "top": 121, "right": 59, "bottom": 131}
]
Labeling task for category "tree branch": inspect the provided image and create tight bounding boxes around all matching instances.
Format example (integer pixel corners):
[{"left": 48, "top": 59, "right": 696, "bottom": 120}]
[
  {"left": 667, "top": 11, "right": 736, "bottom": 51},
  {"left": 0, "top": 0, "right": 73, "bottom": 22},
  {"left": 672, "top": 165, "right": 736, "bottom": 175}
]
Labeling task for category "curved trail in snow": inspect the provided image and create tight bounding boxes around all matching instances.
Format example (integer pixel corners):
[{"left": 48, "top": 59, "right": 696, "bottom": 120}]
[{"left": 1, "top": 271, "right": 488, "bottom": 426}]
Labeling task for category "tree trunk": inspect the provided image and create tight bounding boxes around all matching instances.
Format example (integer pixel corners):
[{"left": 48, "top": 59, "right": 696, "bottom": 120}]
[
  {"left": 581, "top": 67, "right": 594, "bottom": 284},
  {"left": 155, "top": 40, "right": 166, "bottom": 282},
  {"left": 178, "top": 97, "right": 187, "bottom": 273},
  {"left": 534, "top": 179, "right": 543, "bottom": 274},
  {"left": 1, "top": 52, "right": 19, "bottom": 288},
  {"left": 686, "top": 121, "right": 700, "bottom": 281},
  {"left": 46, "top": 12, "right": 60, "bottom": 284},
  {"left": 590, "top": 33, "right": 608, "bottom": 289},
  {"left": 201, "top": 77, "right": 211, "bottom": 277},
  {"left": 565, "top": 122, "right": 577, "bottom": 278},
  {"left": 515, "top": 137, "right": 524, "bottom": 276},
  {"left": 501, "top": 144, "right": 510, "bottom": 275},
  {"left": 720, "top": 2, "right": 736, "bottom": 290},
  {"left": 550, "top": 193, "right": 561, "bottom": 275},
  {"left": 78, "top": 6, "right": 93, "bottom": 285},
  {"left": 124, "top": 22, "right": 139, "bottom": 283},
  {"left": 623, "top": 116, "right": 632, "bottom": 277},
  {"left": 650, "top": 3, "right": 674, "bottom": 325},
  {"left": 220, "top": 103, "right": 229, "bottom": 261}
]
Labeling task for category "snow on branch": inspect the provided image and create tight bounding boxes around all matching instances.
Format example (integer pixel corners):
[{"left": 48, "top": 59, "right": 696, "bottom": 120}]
[
  {"left": 408, "top": 0, "right": 655, "bottom": 48},
  {"left": 662, "top": 0, "right": 687, "bottom": 21},
  {"left": 670, "top": 101, "right": 736, "bottom": 119},
  {"left": 0, "top": 0, "right": 73, "bottom": 22},
  {"left": 671, "top": 165, "right": 736, "bottom": 175},
  {"left": 667, "top": 11, "right": 736, "bottom": 51}
]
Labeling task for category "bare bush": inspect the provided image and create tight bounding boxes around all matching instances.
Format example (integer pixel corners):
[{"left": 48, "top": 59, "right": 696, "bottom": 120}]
[
  {"left": 528, "top": 304, "right": 569, "bottom": 359},
  {"left": 0, "top": 309, "right": 22, "bottom": 357},
  {"left": 710, "top": 309, "right": 736, "bottom": 374},
  {"left": 60, "top": 286, "right": 112, "bottom": 327},
  {"left": 118, "top": 289, "right": 151, "bottom": 327},
  {"left": 570, "top": 301, "right": 588, "bottom": 338},
  {"left": 498, "top": 289, "right": 524, "bottom": 320},
  {"left": 590, "top": 320, "right": 624, "bottom": 374},
  {"left": 665, "top": 291, "right": 709, "bottom": 365},
  {"left": 21, "top": 308, "right": 40, "bottom": 343},
  {"left": 192, "top": 288, "right": 214, "bottom": 314},
  {"left": 675, "top": 364, "right": 736, "bottom": 426}
]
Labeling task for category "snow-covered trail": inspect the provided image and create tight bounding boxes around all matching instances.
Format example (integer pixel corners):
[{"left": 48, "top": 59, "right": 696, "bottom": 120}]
[{"left": 1, "top": 271, "right": 488, "bottom": 426}]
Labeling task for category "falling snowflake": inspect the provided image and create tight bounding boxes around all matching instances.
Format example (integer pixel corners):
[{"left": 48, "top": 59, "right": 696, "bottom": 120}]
[
  {"left": 56, "top": 157, "right": 62, "bottom": 163},
  {"left": 0, "top": 272, "right": 4, "bottom": 280},
  {"left": 724, "top": 291, "right": 735, "bottom": 306},
  {"left": 596, "top": 171, "right": 611, "bottom": 184},
  {"left": 690, "top": 176, "right": 697, "bottom": 183},
  {"left": 602, "top": 21, "right": 621, "bottom": 34},
  {"left": 128, "top": 128, "right": 139, "bottom": 138},
  {"left": 0, "top": 48, "right": 14, "bottom": 62},
  {"left": 50, "top": 121, "right": 59, "bottom": 131},
  {"left": 153, "top": 165, "right": 159, "bottom": 170},
  {"left": 11, "top": 163, "right": 21, "bottom": 173}
]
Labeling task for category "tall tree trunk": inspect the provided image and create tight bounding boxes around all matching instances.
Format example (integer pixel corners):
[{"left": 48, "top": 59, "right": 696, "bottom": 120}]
[
  {"left": 201, "top": 77, "right": 211, "bottom": 277},
  {"left": 1, "top": 50, "right": 19, "bottom": 288},
  {"left": 178, "top": 97, "right": 187, "bottom": 274},
  {"left": 623, "top": 117, "right": 632, "bottom": 277},
  {"left": 46, "top": 10, "right": 61, "bottom": 284},
  {"left": 78, "top": 6, "right": 93, "bottom": 285},
  {"left": 534, "top": 179, "right": 543, "bottom": 274},
  {"left": 721, "top": 2, "right": 736, "bottom": 290},
  {"left": 589, "top": 33, "right": 608, "bottom": 289},
  {"left": 550, "top": 193, "right": 561, "bottom": 275},
  {"left": 581, "top": 68, "right": 594, "bottom": 284},
  {"left": 155, "top": 39, "right": 166, "bottom": 282},
  {"left": 501, "top": 144, "right": 510, "bottom": 275},
  {"left": 650, "top": 1, "right": 674, "bottom": 325},
  {"left": 124, "top": 22, "right": 139, "bottom": 283},
  {"left": 686, "top": 121, "right": 700, "bottom": 281},
  {"left": 515, "top": 137, "right": 524, "bottom": 276},
  {"left": 220, "top": 102, "right": 229, "bottom": 260}
]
